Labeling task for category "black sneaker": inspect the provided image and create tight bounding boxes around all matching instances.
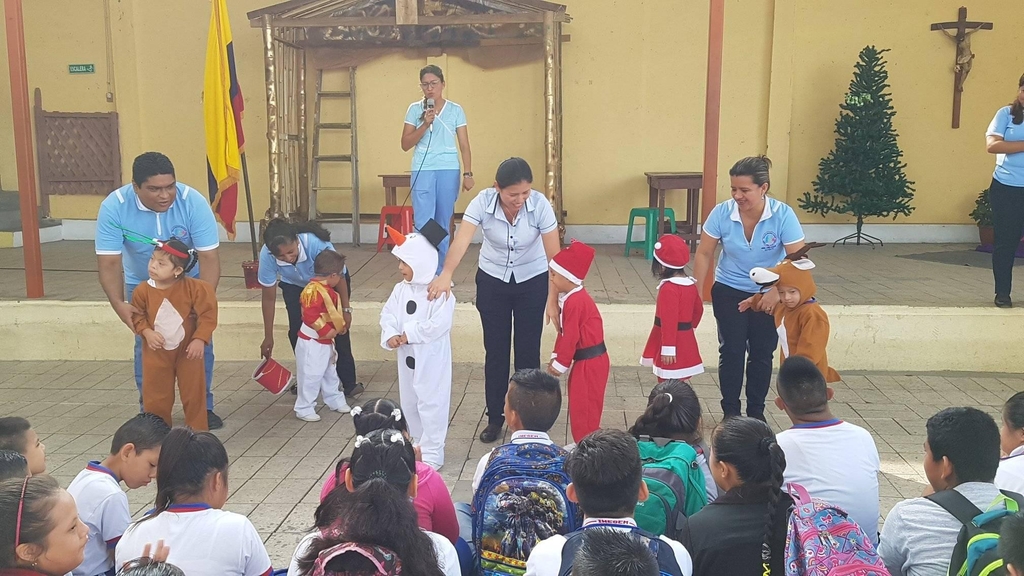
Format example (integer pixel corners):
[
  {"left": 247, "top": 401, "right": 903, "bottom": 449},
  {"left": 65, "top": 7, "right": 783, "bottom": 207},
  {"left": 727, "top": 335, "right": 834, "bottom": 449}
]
[
  {"left": 479, "top": 423, "right": 503, "bottom": 443},
  {"left": 290, "top": 383, "right": 298, "bottom": 395},
  {"left": 207, "top": 411, "right": 224, "bottom": 430},
  {"left": 995, "top": 294, "right": 1013, "bottom": 308},
  {"left": 345, "top": 383, "right": 365, "bottom": 399}
]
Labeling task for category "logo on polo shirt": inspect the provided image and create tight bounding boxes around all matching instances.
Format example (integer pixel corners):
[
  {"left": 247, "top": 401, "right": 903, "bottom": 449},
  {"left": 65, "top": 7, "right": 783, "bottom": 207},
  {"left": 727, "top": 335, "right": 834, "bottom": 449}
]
[
  {"left": 761, "top": 231, "right": 779, "bottom": 251},
  {"left": 170, "top": 225, "right": 190, "bottom": 242}
]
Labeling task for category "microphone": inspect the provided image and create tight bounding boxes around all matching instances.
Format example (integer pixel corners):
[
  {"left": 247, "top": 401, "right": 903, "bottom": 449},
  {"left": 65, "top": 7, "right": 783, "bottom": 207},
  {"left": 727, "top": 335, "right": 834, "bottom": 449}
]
[{"left": 426, "top": 98, "right": 435, "bottom": 131}]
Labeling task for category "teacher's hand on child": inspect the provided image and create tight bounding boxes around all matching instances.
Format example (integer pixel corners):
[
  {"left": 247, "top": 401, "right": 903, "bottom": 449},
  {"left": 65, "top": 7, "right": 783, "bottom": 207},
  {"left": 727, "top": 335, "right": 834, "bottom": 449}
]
[
  {"left": 116, "top": 301, "right": 142, "bottom": 331},
  {"left": 186, "top": 339, "right": 206, "bottom": 360},
  {"left": 757, "top": 287, "right": 780, "bottom": 314},
  {"left": 427, "top": 273, "right": 453, "bottom": 301},
  {"left": 142, "top": 329, "right": 165, "bottom": 351},
  {"left": 260, "top": 336, "right": 274, "bottom": 359},
  {"left": 737, "top": 297, "right": 755, "bottom": 313}
]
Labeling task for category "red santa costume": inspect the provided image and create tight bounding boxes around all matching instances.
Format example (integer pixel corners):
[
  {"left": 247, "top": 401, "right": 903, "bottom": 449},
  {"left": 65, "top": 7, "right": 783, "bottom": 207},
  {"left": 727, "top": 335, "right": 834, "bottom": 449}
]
[
  {"left": 640, "top": 235, "right": 704, "bottom": 380},
  {"left": 549, "top": 240, "right": 610, "bottom": 443}
]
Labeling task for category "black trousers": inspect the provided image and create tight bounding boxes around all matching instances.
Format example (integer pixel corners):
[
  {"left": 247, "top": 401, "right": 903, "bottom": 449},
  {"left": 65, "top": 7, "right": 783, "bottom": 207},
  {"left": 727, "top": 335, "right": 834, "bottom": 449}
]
[
  {"left": 711, "top": 281, "right": 778, "bottom": 418},
  {"left": 475, "top": 269, "right": 547, "bottom": 425},
  {"left": 281, "top": 271, "right": 358, "bottom": 393},
  {"left": 990, "top": 178, "right": 1024, "bottom": 296}
]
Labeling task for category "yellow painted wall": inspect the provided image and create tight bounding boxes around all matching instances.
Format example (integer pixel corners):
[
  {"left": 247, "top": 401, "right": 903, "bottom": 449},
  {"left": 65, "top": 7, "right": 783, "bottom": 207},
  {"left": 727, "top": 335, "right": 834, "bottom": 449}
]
[{"left": 0, "top": 0, "right": 1022, "bottom": 226}]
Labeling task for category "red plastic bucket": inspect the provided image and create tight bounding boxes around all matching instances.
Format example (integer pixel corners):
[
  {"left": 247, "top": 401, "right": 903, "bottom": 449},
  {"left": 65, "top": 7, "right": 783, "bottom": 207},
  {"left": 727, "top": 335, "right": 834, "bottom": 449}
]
[
  {"left": 242, "top": 261, "right": 260, "bottom": 290},
  {"left": 252, "top": 357, "right": 293, "bottom": 396}
]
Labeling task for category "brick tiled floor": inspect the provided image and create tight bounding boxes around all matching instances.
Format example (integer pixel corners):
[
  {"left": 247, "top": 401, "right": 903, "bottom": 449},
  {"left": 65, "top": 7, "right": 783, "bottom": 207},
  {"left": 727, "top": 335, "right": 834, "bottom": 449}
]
[
  {"left": 0, "top": 360, "right": 1017, "bottom": 567},
  {"left": 0, "top": 240, "right": 1001, "bottom": 306}
]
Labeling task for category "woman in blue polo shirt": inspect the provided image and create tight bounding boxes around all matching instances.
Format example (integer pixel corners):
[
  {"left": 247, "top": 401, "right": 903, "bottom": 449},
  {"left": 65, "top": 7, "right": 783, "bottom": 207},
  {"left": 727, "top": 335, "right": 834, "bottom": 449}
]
[
  {"left": 986, "top": 74, "right": 1024, "bottom": 308},
  {"left": 401, "top": 64, "right": 474, "bottom": 272},
  {"left": 427, "top": 158, "right": 561, "bottom": 443},
  {"left": 258, "top": 219, "right": 362, "bottom": 398},
  {"left": 693, "top": 156, "right": 805, "bottom": 420}
]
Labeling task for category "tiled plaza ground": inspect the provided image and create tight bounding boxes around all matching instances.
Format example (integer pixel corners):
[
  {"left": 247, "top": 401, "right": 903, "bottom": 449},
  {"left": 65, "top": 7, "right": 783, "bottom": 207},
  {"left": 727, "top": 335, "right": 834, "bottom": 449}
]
[
  {"left": 0, "top": 359, "right": 1017, "bottom": 567},
  {"left": 0, "top": 240, "right": 1002, "bottom": 306}
]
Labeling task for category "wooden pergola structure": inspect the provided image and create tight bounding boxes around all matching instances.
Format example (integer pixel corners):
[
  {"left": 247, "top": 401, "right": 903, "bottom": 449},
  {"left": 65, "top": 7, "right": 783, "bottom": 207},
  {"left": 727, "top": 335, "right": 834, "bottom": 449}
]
[{"left": 246, "top": 0, "right": 571, "bottom": 244}]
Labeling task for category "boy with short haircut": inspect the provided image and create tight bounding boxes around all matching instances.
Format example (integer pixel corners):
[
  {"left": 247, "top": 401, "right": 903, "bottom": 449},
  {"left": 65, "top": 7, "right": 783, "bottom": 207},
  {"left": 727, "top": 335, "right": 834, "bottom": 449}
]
[
  {"left": 525, "top": 429, "right": 693, "bottom": 576},
  {"left": 381, "top": 221, "right": 454, "bottom": 469},
  {"left": 295, "top": 249, "right": 352, "bottom": 422},
  {"left": 1001, "top": 512, "right": 1024, "bottom": 576},
  {"left": 547, "top": 240, "right": 610, "bottom": 443},
  {"left": 774, "top": 355, "right": 880, "bottom": 540},
  {"left": 742, "top": 248, "right": 840, "bottom": 383},
  {"left": 0, "top": 416, "right": 46, "bottom": 475},
  {"left": 68, "top": 412, "right": 171, "bottom": 576},
  {"left": 879, "top": 407, "right": 1018, "bottom": 576},
  {"left": 572, "top": 528, "right": 659, "bottom": 576},
  {"left": 471, "top": 368, "right": 563, "bottom": 490},
  {"left": 0, "top": 450, "right": 28, "bottom": 481}
]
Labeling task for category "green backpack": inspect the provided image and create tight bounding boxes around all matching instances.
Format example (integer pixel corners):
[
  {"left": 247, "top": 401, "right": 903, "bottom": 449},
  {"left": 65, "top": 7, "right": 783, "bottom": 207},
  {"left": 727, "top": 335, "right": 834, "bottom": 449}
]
[
  {"left": 634, "top": 437, "right": 709, "bottom": 539},
  {"left": 926, "top": 489, "right": 1024, "bottom": 576}
]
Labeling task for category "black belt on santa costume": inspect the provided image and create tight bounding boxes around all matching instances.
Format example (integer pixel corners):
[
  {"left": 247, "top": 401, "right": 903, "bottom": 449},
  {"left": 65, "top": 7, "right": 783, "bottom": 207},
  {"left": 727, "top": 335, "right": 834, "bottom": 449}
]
[
  {"left": 653, "top": 318, "right": 693, "bottom": 331},
  {"left": 574, "top": 342, "right": 608, "bottom": 361}
]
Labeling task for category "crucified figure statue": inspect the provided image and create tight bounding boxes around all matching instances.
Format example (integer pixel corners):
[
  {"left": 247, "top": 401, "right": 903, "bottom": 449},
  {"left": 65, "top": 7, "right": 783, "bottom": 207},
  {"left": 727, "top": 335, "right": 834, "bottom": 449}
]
[{"left": 939, "top": 23, "right": 985, "bottom": 92}]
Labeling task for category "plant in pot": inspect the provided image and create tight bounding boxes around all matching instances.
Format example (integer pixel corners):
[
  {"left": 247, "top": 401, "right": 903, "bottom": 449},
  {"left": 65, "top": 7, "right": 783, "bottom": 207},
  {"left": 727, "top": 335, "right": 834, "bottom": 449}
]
[{"left": 970, "top": 188, "right": 993, "bottom": 246}]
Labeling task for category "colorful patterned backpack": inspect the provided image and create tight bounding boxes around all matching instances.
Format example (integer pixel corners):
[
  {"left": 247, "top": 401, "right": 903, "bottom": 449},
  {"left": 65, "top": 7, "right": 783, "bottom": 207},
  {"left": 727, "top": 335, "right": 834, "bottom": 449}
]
[
  {"left": 472, "top": 441, "right": 580, "bottom": 576},
  {"left": 783, "top": 483, "right": 890, "bottom": 576}
]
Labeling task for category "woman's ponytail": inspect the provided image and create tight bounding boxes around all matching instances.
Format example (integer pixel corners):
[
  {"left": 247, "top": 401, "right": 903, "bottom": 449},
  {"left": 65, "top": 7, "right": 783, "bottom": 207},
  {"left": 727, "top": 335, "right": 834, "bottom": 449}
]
[
  {"left": 759, "top": 440, "right": 786, "bottom": 575},
  {"left": 1011, "top": 74, "right": 1024, "bottom": 125}
]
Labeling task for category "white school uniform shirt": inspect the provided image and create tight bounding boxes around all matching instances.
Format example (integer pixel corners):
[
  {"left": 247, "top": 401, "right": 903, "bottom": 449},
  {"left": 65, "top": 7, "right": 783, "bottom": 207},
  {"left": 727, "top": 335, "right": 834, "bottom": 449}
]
[
  {"left": 68, "top": 462, "right": 131, "bottom": 576},
  {"left": 287, "top": 529, "right": 460, "bottom": 576},
  {"left": 776, "top": 419, "right": 880, "bottom": 540},
  {"left": 471, "top": 430, "right": 554, "bottom": 491},
  {"left": 996, "top": 445, "right": 1024, "bottom": 495},
  {"left": 524, "top": 517, "right": 693, "bottom": 576},
  {"left": 115, "top": 504, "right": 272, "bottom": 576}
]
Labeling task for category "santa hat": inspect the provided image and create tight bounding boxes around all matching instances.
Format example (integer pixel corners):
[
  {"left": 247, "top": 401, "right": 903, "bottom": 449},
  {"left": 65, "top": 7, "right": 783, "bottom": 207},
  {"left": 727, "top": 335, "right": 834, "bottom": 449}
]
[
  {"left": 653, "top": 234, "right": 689, "bottom": 269},
  {"left": 549, "top": 239, "right": 595, "bottom": 286}
]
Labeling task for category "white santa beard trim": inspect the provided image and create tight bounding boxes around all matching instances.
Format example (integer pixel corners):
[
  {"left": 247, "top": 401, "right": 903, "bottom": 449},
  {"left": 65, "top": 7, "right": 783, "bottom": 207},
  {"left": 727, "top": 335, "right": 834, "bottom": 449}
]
[
  {"left": 654, "top": 251, "right": 687, "bottom": 271},
  {"left": 653, "top": 364, "right": 705, "bottom": 379},
  {"left": 549, "top": 260, "right": 583, "bottom": 285}
]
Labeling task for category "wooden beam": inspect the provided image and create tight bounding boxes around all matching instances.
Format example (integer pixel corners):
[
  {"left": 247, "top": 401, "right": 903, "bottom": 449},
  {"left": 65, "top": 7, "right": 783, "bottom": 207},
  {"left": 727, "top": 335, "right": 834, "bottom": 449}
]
[
  {"left": 701, "top": 0, "right": 725, "bottom": 301},
  {"left": 298, "top": 34, "right": 568, "bottom": 49},
  {"left": 396, "top": 0, "right": 418, "bottom": 25},
  {"left": 260, "top": 11, "right": 567, "bottom": 28},
  {"left": 4, "top": 0, "right": 43, "bottom": 298}
]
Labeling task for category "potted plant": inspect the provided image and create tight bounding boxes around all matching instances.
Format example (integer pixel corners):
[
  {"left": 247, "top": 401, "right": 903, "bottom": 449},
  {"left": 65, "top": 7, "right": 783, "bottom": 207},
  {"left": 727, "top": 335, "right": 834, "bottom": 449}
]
[{"left": 970, "top": 188, "right": 993, "bottom": 246}]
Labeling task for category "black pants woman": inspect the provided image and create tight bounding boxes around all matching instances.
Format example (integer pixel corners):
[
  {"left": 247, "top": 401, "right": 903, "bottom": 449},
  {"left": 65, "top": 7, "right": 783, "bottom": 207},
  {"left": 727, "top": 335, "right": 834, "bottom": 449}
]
[
  {"left": 986, "top": 74, "right": 1024, "bottom": 308},
  {"left": 427, "top": 158, "right": 561, "bottom": 443}
]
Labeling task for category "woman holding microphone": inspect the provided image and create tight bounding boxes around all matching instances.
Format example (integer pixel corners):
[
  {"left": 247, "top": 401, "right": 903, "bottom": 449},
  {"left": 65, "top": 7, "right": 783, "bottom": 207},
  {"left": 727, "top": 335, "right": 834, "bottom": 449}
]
[{"left": 401, "top": 64, "right": 474, "bottom": 270}]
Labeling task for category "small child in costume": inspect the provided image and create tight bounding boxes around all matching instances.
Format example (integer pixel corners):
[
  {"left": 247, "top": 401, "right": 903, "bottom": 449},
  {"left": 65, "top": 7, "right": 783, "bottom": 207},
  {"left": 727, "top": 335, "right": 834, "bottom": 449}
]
[
  {"left": 546, "top": 239, "right": 610, "bottom": 443},
  {"left": 130, "top": 239, "right": 217, "bottom": 430},
  {"left": 740, "top": 244, "right": 840, "bottom": 382},
  {"left": 295, "top": 250, "right": 352, "bottom": 422},
  {"left": 380, "top": 220, "right": 454, "bottom": 470},
  {"left": 640, "top": 234, "right": 704, "bottom": 381}
]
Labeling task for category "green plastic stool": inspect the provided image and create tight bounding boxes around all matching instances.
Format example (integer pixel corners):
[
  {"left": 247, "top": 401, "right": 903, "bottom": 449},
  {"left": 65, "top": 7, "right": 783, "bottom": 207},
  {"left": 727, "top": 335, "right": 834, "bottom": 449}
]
[{"left": 625, "top": 207, "right": 676, "bottom": 259}]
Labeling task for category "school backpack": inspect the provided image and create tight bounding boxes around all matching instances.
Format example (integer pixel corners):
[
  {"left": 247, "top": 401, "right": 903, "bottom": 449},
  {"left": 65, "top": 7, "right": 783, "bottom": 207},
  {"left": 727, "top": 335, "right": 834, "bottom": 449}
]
[
  {"left": 783, "top": 483, "right": 890, "bottom": 576},
  {"left": 472, "top": 441, "right": 580, "bottom": 576},
  {"left": 633, "top": 437, "right": 708, "bottom": 539},
  {"left": 556, "top": 526, "right": 685, "bottom": 576},
  {"left": 925, "top": 488, "right": 1024, "bottom": 576}
]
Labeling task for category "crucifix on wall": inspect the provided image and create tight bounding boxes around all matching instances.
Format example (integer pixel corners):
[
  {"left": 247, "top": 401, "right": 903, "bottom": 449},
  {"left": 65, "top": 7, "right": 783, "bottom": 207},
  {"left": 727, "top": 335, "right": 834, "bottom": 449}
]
[{"left": 930, "top": 6, "right": 993, "bottom": 129}]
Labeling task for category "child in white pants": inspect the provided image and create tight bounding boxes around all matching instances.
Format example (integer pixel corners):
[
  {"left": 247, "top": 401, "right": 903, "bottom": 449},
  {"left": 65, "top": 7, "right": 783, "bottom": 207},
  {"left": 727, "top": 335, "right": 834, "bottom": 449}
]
[
  {"left": 380, "top": 221, "right": 454, "bottom": 469},
  {"left": 295, "top": 250, "right": 351, "bottom": 422}
]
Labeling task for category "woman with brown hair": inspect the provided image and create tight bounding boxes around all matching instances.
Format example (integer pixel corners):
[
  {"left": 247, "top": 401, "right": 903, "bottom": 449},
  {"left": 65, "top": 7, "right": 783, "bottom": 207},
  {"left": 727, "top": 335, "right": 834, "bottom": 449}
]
[{"left": 985, "top": 74, "right": 1024, "bottom": 308}]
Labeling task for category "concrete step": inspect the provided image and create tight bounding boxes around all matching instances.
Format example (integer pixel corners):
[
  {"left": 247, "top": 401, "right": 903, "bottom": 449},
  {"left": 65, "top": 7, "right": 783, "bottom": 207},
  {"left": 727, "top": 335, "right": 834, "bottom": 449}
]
[{"left": 0, "top": 191, "right": 61, "bottom": 232}]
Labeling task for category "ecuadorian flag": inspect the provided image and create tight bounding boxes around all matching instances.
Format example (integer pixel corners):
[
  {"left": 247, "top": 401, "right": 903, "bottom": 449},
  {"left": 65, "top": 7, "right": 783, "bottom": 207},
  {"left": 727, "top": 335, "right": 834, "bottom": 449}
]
[{"left": 204, "top": 0, "right": 245, "bottom": 239}]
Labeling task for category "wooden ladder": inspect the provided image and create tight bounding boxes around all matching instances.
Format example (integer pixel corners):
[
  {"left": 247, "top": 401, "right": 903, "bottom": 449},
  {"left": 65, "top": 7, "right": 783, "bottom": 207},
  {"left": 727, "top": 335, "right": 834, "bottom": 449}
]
[{"left": 310, "top": 68, "right": 361, "bottom": 245}]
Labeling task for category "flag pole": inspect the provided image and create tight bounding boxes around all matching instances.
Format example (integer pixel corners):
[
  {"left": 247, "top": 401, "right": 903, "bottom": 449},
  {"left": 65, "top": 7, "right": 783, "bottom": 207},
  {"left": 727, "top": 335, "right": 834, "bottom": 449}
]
[{"left": 240, "top": 152, "right": 258, "bottom": 261}]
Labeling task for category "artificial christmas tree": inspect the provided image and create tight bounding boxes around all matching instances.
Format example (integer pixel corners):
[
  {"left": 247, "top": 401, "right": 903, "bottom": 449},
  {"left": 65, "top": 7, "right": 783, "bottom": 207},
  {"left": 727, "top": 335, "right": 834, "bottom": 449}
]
[{"left": 800, "top": 46, "right": 915, "bottom": 246}]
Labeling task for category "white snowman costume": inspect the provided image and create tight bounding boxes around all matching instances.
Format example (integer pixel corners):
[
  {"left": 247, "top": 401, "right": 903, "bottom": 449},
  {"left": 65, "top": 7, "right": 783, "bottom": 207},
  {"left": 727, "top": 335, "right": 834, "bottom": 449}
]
[{"left": 380, "top": 221, "right": 455, "bottom": 469}]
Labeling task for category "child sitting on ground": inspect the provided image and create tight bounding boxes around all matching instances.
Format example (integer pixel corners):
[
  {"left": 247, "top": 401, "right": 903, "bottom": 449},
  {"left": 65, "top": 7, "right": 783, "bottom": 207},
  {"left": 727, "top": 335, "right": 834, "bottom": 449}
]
[
  {"left": 295, "top": 250, "right": 352, "bottom": 422},
  {"left": 741, "top": 246, "right": 840, "bottom": 382},
  {"left": 571, "top": 529, "right": 659, "bottom": 576},
  {"left": 130, "top": 239, "right": 217, "bottom": 430},
  {"left": 773, "top": 355, "right": 880, "bottom": 541},
  {"left": 319, "top": 398, "right": 459, "bottom": 544},
  {"left": 525, "top": 428, "right": 693, "bottom": 576},
  {"left": 628, "top": 380, "right": 714, "bottom": 534},
  {"left": 0, "top": 416, "right": 46, "bottom": 475},
  {"left": 641, "top": 235, "right": 703, "bottom": 382},
  {"left": 547, "top": 239, "right": 610, "bottom": 443},
  {"left": 0, "top": 475, "right": 89, "bottom": 575},
  {"left": 0, "top": 449, "right": 28, "bottom": 481},
  {"left": 380, "top": 221, "right": 454, "bottom": 469},
  {"left": 997, "top": 391, "right": 1024, "bottom": 494},
  {"left": 68, "top": 413, "right": 171, "bottom": 576},
  {"left": 1002, "top": 512, "right": 1024, "bottom": 576}
]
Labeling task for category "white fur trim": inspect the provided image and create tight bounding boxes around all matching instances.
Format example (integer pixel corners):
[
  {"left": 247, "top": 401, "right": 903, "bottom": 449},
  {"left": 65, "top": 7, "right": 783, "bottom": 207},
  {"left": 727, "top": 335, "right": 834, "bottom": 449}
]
[
  {"left": 659, "top": 277, "right": 696, "bottom": 287},
  {"left": 653, "top": 250, "right": 687, "bottom": 270},
  {"left": 549, "top": 259, "right": 583, "bottom": 285},
  {"left": 661, "top": 346, "right": 676, "bottom": 356},
  {"left": 551, "top": 359, "right": 569, "bottom": 374},
  {"left": 654, "top": 242, "right": 663, "bottom": 249},
  {"left": 653, "top": 364, "right": 705, "bottom": 379},
  {"left": 639, "top": 357, "right": 654, "bottom": 367}
]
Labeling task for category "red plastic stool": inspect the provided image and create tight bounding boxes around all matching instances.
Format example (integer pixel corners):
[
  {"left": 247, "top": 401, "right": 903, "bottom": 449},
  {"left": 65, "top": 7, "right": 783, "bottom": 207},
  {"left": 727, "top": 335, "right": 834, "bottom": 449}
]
[{"left": 377, "top": 206, "right": 415, "bottom": 251}]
